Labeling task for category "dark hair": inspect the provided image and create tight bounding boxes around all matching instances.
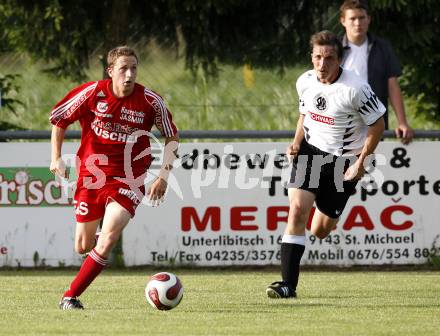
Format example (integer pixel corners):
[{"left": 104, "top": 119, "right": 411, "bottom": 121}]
[
  {"left": 107, "top": 46, "right": 138, "bottom": 68},
  {"left": 340, "top": 0, "right": 369, "bottom": 17},
  {"left": 309, "top": 30, "right": 343, "bottom": 60}
]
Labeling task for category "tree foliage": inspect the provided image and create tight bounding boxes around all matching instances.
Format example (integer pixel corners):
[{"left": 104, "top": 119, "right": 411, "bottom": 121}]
[
  {"left": 368, "top": 0, "right": 440, "bottom": 118},
  {"left": 1, "top": 0, "right": 104, "bottom": 81},
  {"left": 0, "top": 74, "right": 25, "bottom": 130},
  {"left": 166, "top": 0, "right": 332, "bottom": 76},
  {"left": 0, "top": 0, "right": 439, "bottom": 117},
  {"left": 0, "top": 74, "right": 24, "bottom": 113}
]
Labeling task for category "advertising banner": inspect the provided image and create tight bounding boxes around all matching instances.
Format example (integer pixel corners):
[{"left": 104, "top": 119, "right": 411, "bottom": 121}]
[
  {"left": 0, "top": 141, "right": 439, "bottom": 267},
  {"left": 123, "top": 141, "right": 440, "bottom": 266},
  {"left": 0, "top": 143, "right": 81, "bottom": 266}
]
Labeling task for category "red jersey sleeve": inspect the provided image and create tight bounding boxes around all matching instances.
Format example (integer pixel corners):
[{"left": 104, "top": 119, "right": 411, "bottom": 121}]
[
  {"left": 144, "top": 88, "right": 178, "bottom": 137},
  {"left": 49, "top": 81, "right": 98, "bottom": 129}
]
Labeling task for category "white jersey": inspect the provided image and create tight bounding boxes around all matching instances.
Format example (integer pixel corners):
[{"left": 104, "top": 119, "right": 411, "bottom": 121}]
[
  {"left": 343, "top": 40, "right": 369, "bottom": 80},
  {"left": 296, "top": 68, "right": 385, "bottom": 156}
]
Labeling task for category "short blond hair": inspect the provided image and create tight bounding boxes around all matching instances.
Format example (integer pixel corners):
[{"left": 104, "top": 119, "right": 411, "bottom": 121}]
[{"left": 107, "top": 46, "right": 138, "bottom": 68}]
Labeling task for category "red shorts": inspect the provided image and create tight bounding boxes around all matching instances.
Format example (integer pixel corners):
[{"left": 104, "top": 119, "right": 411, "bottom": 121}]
[{"left": 73, "top": 176, "right": 145, "bottom": 223}]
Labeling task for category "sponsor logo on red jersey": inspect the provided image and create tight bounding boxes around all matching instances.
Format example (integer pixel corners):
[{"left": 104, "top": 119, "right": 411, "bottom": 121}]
[
  {"left": 64, "top": 94, "right": 87, "bottom": 119},
  {"left": 93, "top": 110, "right": 112, "bottom": 118},
  {"left": 91, "top": 120, "right": 140, "bottom": 143},
  {"left": 118, "top": 188, "right": 141, "bottom": 204},
  {"left": 120, "top": 106, "right": 145, "bottom": 124}
]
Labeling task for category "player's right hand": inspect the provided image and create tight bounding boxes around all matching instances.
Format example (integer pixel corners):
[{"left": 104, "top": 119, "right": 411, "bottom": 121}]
[
  {"left": 286, "top": 142, "right": 300, "bottom": 162},
  {"left": 50, "top": 158, "right": 69, "bottom": 179},
  {"left": 147, "top": 177, "right": 167, "bottom": 207},
  {"left": 395, "top": 125, "right": 414, "bottom": 145}
]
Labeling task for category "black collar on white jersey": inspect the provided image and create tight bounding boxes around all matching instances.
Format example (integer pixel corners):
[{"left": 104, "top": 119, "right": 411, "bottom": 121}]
[{"left": 331, "top": 67, "right": 343, "bottom": 84}]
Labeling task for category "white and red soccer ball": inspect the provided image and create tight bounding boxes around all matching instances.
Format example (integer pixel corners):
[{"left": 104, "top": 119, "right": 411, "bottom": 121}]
[{"left": 145, "top": 272, "right": 183, "bottom": 310}]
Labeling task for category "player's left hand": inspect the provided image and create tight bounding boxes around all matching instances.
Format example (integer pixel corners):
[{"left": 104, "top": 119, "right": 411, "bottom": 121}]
[
  {"left": 147, "top": 177, "right": 168, "bottom": 207},
  {"left": 344, "top": 160, "right": 365, "bottom": 181},
  {"left": 395, "top": 124, "right": 414, "bottom": 145}
]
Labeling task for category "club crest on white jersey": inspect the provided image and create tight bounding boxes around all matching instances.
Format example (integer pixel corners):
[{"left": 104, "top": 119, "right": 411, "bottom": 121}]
[{"left": 313, "top": 93, "right": 328, "bottom": 113}]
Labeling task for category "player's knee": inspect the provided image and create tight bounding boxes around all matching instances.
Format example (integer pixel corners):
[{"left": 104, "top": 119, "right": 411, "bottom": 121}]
[
  {"left": 311, "top": 220, "right": 337, "bottom": 239},
  {"left": 311, "top": 227, "right": 330, "bottom": 240},
  {"left": 96, "top": 231, "right": 120, "bottom": 253}
]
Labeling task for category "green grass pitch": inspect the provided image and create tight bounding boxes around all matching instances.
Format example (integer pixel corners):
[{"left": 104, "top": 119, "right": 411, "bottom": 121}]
[{"left": 1, "top": 269, "right": 440, "bottom": 335}]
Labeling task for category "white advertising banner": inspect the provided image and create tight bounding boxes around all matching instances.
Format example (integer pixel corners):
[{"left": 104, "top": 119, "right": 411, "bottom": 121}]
[
  {"left": 0, "top": 143, "right": 81, "bottom": 267},
  {"left": 0, "top": 141, "right": 439, "bottom": 267},
  {"left": 124, "top": 141, "right": 440, "bottom": 266}
]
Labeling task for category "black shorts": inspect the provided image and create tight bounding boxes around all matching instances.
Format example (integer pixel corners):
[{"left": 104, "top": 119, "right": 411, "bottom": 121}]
[{"left": 288, "top": 139, "right": 358, "bottom": 219}]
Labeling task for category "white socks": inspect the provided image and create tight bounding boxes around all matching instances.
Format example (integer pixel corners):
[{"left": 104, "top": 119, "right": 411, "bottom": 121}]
[{"left": 281, "top": 234, "right": 306, "bottom": 246}]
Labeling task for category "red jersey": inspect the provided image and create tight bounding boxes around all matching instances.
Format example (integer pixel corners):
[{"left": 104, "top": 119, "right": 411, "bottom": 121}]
[{"left": 50, "top": 79, "right": 177, "bottom": 178}]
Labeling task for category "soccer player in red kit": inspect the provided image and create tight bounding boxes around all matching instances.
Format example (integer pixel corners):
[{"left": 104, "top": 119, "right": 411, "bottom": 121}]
[{"left": 50, "top": 46, "right": 179, "bottom": 310}]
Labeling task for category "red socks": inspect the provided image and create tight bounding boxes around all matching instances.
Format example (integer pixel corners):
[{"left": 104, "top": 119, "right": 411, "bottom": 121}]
[{"left": 63, "top": 249, "right": 107, "bottom": 298}]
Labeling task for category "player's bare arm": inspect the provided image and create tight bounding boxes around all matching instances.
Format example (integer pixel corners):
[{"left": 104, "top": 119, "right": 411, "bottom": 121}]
[
  {"left": 50, "top": 125, "right": 69, "bottom": 179},
  {"left": 147, "top": 133, "right": 180, "bottom": 205},
  {"left": 287, "top": 114, "right": 305, "bottom": 160},
  {"left": 344, "top": 116, "right": 385, "bottom": 181}
]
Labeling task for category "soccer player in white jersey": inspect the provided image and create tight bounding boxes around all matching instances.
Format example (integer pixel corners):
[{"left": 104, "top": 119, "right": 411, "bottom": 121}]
[
  {"left": 266, "top": 31, "right": 385, "bottom": 299},
  {"left": 50, "top": 46, "right": 179, "bottom": 309}
]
